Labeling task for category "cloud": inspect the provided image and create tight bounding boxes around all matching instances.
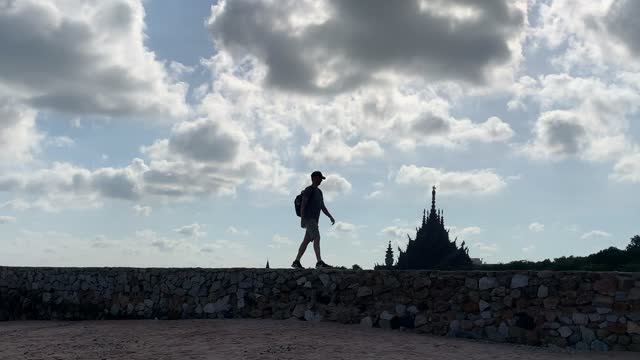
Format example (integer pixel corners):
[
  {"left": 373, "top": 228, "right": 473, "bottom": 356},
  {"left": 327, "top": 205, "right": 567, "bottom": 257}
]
[
  {"left": 226, "top": 226, "right": 249, "bottom": 236},
  {"left": 0, "top": 97, "right": 42, "bottom": 165},
  {"left": 381, "top": 225, "right": 414, "bottom": 241},
  {"left": 0, "top": 113, "right": 296, "bottom": 209},
  {"left": 605, "top": 0, "right": 640, "bottom": 58},
  {"left": 530, "top": 0, "right": 640, "bottom": 72},
  {"left": 301, "top": 126, "right": 383, "bottom": 165},
  {"left": 0, "top": 160, "right": 148, "bottom": 210},
  {"left": 3, "top": 228, "right": 257, "bottom": 267},
  {"left": 45, "top": 136, "right": 74, "bottom": 148},
  {"left": 513, "top": 74, "right": 639, "bottom": 163},
  {"left": 333, "top": 221, "right": 357, "bottom": 233},
  {"left": 132, "top": 204, "right": 152, "bottom": 217},
  {"left": 528, "top": 222, "right": 545, "bottom": 233},
  {"left": 0, "top": 0, "right": 188, "bottom": 118},
  {"left": 395, "top": 165, "right": 506, "bottom": 196},
  {"left": 365, "top": 190, "right": 383, "bottom": 199},
  {"left": 269, "top": 234, "right": 294, "bottom": 249},
  {"left": 169, "top": 117, "right": 242, "bottom": 163},
  {"left": 196, "top": 50, "right": 516, "bottom": 183},
  {"left": 581, "top": 230, "right": 612, "bottom": 240},
  {"left": 449, "top": 226, "right": 482, "bottom": 241},
  {"left": 328, "top": 221, "right": 362, "bottom": 238},
  {"left": 208, "top": 0, "right": 526, "bottom": 94},
  {"left": 142, "top": 117, "right": 295, "bottom": 197},
  {"left": 318, "top": 174, "right": 352, "bottom": 201},
  {"left": 610, "top": 151, "right": 640, "bottom": 183},
  {"left": 174, "top": 223, "right": 206, "bottom": 238},
  {"left": 0, "top": 215, "right": 16, "bottom": 224},
  {"left": 471, "top": 242, "right": 499, "bottom": 253}
]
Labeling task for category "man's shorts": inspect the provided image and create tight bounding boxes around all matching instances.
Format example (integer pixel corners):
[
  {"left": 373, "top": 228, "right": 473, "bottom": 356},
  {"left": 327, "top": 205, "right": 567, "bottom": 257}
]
[{"left": 302, "top": 218, "right": 320, "bottom": 241}]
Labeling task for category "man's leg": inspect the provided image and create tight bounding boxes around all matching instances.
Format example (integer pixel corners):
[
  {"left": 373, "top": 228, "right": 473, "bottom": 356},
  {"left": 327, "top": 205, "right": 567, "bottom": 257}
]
[
  {"left": 295, "top": 232, "right": 312, "bottom": 261},
  {"left": 313, "top": 235, "right": 321, "bottom": 262}
]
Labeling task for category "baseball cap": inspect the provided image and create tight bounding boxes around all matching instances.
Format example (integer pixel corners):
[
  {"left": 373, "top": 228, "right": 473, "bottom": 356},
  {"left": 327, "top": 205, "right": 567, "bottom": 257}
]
[{"left": 311, "top": 171, "right": 326, "bottom": 179}]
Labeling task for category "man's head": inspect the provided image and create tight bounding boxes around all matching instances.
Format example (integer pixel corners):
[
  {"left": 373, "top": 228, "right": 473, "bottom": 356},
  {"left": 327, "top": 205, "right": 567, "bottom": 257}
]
[{"left": 311, "top": 170, "right": 326, "bottom": 186}]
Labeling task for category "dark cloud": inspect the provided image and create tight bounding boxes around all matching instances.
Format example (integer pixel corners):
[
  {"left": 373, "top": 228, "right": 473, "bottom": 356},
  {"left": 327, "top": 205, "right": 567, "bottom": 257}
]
[
  {"left": 209, "top": 0, "right": 524, "bottom": 94},
  {"left": 539, "top": 114, "right": 587, "bottom": 157},
  {"left": 91, "top": 169, "right": 141, "bottom": 200},
  {"left": 0, "top": 0, "right": 186, "bottom": 118},
  {"left": 606, "top": 0, "right": 640, "bottom": 56},
  {"left": 169, "top": 119, "right": 240, "bottom": 163},
  {"left": 412, "top": 114, "right": 450, "bottom": 135}
]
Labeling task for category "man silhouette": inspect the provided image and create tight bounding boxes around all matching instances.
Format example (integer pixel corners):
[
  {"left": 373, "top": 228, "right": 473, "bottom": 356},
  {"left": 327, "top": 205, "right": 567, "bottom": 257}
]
[{"left": 292, "top": 171, "right": 335, "bottom": 269}]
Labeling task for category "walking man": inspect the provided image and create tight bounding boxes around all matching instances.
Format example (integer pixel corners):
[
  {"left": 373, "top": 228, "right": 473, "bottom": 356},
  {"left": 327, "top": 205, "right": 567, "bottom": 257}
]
[{"left": 292, "top": 171, "right": 335, "bottom": 269}]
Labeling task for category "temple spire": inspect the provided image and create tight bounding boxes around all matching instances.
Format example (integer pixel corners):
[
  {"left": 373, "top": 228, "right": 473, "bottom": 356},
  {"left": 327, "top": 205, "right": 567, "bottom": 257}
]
[{"left": 430, "top": 185, "right": 437, "bottom": 217}]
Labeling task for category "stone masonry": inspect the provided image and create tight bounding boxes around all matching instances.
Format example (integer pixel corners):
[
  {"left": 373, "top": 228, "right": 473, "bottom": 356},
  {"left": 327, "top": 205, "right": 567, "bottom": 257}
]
[{"left": 1, "top": 267, "right": 639, "bottom": 351}]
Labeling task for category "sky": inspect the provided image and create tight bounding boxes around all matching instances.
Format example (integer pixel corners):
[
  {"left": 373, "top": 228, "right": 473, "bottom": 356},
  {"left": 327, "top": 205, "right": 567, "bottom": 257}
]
[{"left": 1, "top": 0, "right": 639, "bottom": 269}]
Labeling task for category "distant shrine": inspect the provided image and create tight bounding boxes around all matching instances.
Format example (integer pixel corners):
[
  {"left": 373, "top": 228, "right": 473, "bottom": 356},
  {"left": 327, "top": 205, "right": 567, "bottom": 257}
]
[{"left": 394, "top": 186, "right": 472, "bottom": 270}]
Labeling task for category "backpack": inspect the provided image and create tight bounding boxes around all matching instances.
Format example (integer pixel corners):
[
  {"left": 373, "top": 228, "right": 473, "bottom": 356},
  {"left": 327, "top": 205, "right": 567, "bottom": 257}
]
[{"left": 294, "top": 187, "right": 314, "bottom": 217}]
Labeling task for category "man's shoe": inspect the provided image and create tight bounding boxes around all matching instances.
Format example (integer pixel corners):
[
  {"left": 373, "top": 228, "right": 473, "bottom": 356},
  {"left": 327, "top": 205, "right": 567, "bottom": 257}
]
[
  {"left": 291, "top": 260, "right": 304, "bottom": 269},
  {"left": 316, "top": 260, "right": 332, "bottom": 269}
]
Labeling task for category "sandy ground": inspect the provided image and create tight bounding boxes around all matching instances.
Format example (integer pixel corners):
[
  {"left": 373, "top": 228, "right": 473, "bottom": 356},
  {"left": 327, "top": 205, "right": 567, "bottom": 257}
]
[{"left": 0, "top": 319, "right": 637, "bottom": 360}]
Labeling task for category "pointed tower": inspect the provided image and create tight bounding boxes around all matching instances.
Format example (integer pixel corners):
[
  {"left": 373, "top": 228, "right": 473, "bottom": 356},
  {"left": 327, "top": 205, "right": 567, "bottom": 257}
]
[
  {"left": 430, "top": 185, "right": 437, "bottom": 219},
  {"left": 385, "top": 241, "right": 394, "bottom": 269},
  {"left": 395, "top": 184, "right": 472, "bottom": 270},
  {"left": 265, "top": 260, "right": 270, "bottom": 269}
]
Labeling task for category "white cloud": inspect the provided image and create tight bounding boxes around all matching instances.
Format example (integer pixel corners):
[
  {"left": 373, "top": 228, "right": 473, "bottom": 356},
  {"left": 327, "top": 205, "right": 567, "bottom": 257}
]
[
  {"left": 302, "top": 126, "right": 383, "bottom": 165},
  {"left": 0, "top": 160, "right": 148, "bottom": 210},
  {"left": 197, "top": 12, "right": 518, "bottom": 182},
  {"left": 528, "top": 222, "right": 545, "bottom": 233},
  {"left": 174, "top": 223, "right": 206, "bottom": 238},
  {"left": 531, "top": 0, "right": 640, "bottom": 73},
  {"left": 365, "top": 190, "right": 383, "bottom": 200},
  {"left": 610, "top": 151, "right": 640, "bottom": 183},
  {"left": 0, "top": 215, "right": 16, "bottom": 224},
  {"left": 142, "top": 117, "right": 295, "bottom": 197},
  {"left": 522, "top": 245, "right": 535, "bottom": 253},
  {"left": 471, "top": 242, "right": 499, "bottom": 253},
  {"left": 515, "top": 75, "right": 638, "bottom": 163},
  {"left": 581, "top": 230, "right": 612, "bottom": 240},
  {"left": 2, "top": 228, "right": 257, "bottom": 267},
  {"left": 449, "top": 226, "right": 483, "bottom": 241},
  {"left": 395, "top": 164, "right": 506, "bottom": 196},
  {"left": 226, "top": 226, "right": 249, "bottom": 236},
  {"left": 0, "top": 199, "right": 31, "bottom": 211},
  {"left": 269, "top": 234, "right": 294, "bottom": 249},
  {"left": 381, "top": 225, "right": 414, "bottom": 241},
  {"left": 328, "top": 221, "right": 362, "bottom": 238},
  {"left": 45, "top": 136, "right": 74, "bottom": 148},
  {"left": 132, "top": 204, "right": 152, "bottom": 217},
  {"left": 0, "top": 97, "right": 42, "bottom": 165},
  {"left": 0, "top": 0, "right": 188, "bottom": 119}
]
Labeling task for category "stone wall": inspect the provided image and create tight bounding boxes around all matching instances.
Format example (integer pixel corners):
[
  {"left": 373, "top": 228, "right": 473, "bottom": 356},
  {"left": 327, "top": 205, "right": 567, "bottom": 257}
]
[{"left": 1, "top": 267, "right": 639, "bottom": 351}]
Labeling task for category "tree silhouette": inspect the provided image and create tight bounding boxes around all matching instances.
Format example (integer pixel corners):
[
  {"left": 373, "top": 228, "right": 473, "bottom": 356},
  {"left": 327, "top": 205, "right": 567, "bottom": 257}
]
[{"left": 476, "top": 235, "right": 640, "bottom": 272}]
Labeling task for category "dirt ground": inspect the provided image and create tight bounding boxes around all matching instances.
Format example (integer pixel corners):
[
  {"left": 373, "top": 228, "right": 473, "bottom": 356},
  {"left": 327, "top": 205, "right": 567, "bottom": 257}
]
[{"left": 0, "top": 319, "right": 637, "bottom": 360}]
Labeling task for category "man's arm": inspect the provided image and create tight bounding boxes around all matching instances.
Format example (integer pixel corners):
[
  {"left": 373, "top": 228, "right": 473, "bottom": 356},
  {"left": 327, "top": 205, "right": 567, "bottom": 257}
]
[{"left": 321, "top": 202, "right": 335, "bottom": 225}]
